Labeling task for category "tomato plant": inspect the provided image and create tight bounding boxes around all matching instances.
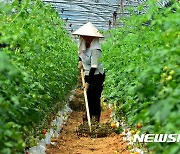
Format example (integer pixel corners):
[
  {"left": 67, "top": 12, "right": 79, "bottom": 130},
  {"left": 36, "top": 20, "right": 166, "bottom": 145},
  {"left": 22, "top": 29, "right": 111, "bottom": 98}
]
[
  {"left": 0, "top": 0, "right": 78, "bottom": 153},
  {"left": 102, "top": 1, "right": 180, "bottom": 153}
]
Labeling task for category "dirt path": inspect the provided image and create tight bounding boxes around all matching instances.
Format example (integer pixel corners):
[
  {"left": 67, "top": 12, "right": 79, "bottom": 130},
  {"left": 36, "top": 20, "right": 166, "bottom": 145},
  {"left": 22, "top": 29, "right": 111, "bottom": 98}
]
[{"left": 46, "top": 78, "right": 130, "bottom": 154}]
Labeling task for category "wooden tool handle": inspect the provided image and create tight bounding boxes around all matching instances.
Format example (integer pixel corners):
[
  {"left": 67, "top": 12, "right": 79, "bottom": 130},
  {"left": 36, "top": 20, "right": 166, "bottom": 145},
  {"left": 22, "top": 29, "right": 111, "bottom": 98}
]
[{"left": 81, "top": 68, "right": 92, "bottom": 132}]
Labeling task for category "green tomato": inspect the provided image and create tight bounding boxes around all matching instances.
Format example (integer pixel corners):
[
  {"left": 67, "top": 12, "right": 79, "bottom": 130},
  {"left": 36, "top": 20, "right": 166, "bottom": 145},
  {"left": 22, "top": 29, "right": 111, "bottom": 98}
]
[
  {"left": 169, "top": 70, "right": 174, "bottom": 75},
  {"left": 161, "top": 73, "right": 167, "bottom": 78},
  {"left": 166, "top": 76, "right": 172, "bottom": 81},
  {"left": 163, "top": 66, "right": 169, "bottom": 71}
]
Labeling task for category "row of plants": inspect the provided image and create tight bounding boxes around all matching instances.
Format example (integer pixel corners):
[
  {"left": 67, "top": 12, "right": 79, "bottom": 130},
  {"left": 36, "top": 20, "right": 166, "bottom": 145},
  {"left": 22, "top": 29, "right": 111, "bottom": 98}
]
[
  {"left": 102, "top": 0, "right": 179, "bottom": 153},
  {"left": 0, "top": 0, "right": 78, "bottom": 153}
]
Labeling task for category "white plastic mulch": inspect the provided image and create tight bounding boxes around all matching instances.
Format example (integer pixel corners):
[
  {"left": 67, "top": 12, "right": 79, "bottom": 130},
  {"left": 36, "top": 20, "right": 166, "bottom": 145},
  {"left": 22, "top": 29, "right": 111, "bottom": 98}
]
[{"left": 26, "top": 104, "right": 72, "bottom": 154}]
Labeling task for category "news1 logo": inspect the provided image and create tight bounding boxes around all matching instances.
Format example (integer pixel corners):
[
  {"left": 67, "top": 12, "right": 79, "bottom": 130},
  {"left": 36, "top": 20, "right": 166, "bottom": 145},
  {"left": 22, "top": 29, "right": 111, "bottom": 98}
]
[{"left": 133, "top": 134, "right": 180, "bottom": 143}]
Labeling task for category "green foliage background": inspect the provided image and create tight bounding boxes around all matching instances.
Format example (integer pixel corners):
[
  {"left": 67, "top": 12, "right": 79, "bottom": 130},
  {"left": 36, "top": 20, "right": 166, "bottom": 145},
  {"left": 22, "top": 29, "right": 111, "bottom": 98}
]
[
  {"left": 102, "top": 1, "right": 180, "bottom": 153},
  {"left": 0, "top": 0, "right": 78, "bottom": 153}
]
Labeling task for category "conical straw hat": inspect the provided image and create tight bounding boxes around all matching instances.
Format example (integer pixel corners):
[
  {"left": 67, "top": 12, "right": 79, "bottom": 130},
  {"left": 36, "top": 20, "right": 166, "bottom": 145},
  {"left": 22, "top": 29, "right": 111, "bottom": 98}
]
[{"left": 73, "top": 22, "right": 104, "bottom": 38}]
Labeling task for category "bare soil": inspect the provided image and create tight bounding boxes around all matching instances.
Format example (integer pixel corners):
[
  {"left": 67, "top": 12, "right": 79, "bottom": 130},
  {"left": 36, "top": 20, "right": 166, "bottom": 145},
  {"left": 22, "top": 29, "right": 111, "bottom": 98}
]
[{"left": 46, "top": 77, "right": 130, "bottom": 154}]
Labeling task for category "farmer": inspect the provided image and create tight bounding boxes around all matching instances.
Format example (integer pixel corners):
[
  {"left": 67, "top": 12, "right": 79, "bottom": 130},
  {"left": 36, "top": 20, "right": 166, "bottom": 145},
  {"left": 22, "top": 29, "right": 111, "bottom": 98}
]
[{"left": 73, "top": 22, "right": 105, "bottom": 123}]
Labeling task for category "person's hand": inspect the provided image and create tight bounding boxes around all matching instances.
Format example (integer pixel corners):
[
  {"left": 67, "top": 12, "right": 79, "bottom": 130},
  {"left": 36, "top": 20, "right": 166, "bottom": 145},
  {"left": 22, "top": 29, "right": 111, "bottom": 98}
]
[
  {"left": 78, "top": 61, "right": 83, "bottom": 69},
  {"left": 83, "top": 82, "right": 89, "bottom": 91},
  {"left": 78, "top": 50, "right": 82, "bottom": 54}
]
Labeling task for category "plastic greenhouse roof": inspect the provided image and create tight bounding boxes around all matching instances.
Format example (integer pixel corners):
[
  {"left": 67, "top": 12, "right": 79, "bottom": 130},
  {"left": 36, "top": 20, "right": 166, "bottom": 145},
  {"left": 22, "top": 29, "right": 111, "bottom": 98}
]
[
  {"left": 43, "top": 0, "right": 145, "bottom": 35},
  {"left": 44, "top": 0, "right": 171, "bottom": 35}
]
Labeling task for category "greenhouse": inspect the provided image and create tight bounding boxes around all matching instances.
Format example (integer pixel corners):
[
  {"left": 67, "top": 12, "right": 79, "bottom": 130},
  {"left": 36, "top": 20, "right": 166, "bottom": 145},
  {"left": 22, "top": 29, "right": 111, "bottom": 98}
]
[{"left": 0, "top": 0, "right": 179, "bottom": 154}]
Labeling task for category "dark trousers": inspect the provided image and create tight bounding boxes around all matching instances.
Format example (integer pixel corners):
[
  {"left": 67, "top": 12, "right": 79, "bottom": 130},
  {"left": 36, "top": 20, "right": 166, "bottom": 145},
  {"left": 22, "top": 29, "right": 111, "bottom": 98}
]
[{"left": 85, "top": 73, "right": 105, "bottom": 118}]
